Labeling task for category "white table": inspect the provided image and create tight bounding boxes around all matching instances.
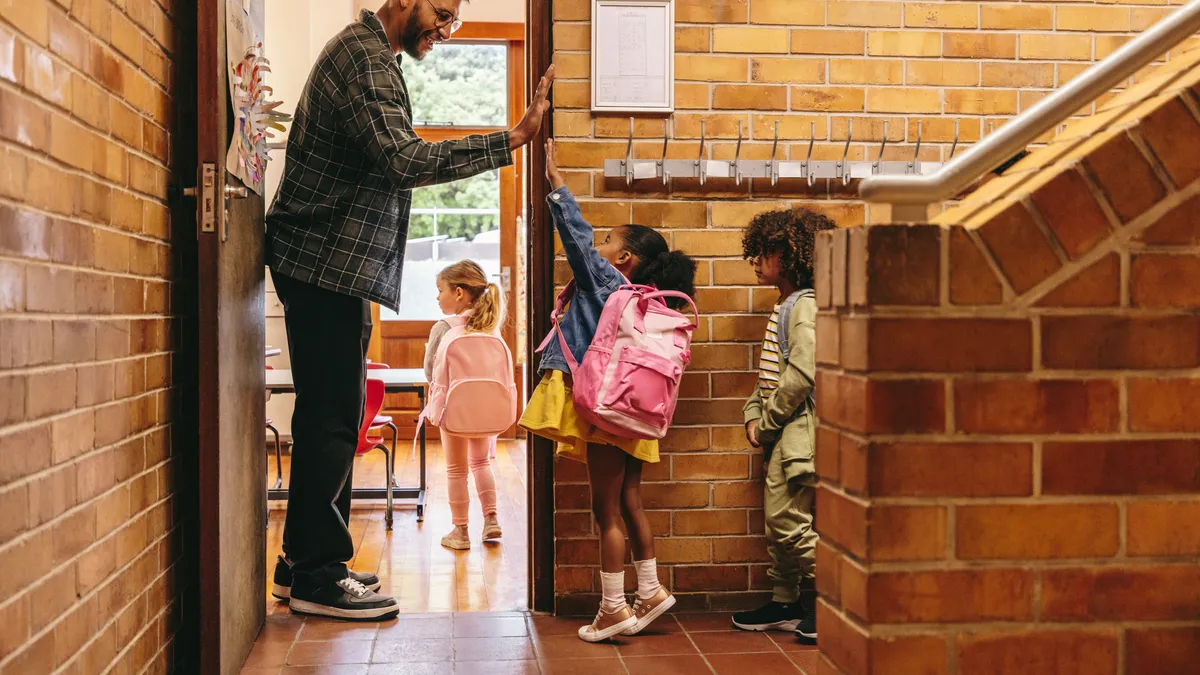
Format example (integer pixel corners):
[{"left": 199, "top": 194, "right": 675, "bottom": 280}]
[{"left": 265, "top": 368, "right": 429, "bottom": 523}]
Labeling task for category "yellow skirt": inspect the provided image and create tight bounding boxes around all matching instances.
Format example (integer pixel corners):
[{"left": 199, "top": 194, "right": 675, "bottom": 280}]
[{"left": 519, "top": 370, "right": 660, "bottom": 464}]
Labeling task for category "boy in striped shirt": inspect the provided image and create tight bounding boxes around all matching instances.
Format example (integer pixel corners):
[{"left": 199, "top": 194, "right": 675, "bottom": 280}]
[{"left": 732, "top": 208, "right": 836, "bottom": 644}]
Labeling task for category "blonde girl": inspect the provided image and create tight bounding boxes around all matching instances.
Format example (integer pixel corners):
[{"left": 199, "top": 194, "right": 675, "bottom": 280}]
[{"left": 425, "top": 260, "right": 505, "bottom": 550}]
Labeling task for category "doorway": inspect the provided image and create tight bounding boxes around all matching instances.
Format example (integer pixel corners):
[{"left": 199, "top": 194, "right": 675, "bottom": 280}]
[{"left": 257, "top": 6, "right": 535, "bottom": 618}]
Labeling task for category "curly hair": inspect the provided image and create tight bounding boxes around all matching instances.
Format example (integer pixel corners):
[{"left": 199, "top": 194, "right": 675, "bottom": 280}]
[{"left": 741, "top": 207, "right": 838, "bottom": 289}]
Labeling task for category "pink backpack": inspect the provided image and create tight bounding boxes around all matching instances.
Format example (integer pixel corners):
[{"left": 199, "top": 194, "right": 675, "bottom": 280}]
[
  {"left": 419, "top": 315, "right": 517, "bottom": 438},
  {"left": 538, "top": 282, "right": 699, "bottom": 440}
]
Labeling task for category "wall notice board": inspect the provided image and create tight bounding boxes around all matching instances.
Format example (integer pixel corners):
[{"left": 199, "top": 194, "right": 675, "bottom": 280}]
[{"left": 591, "top": 0, "right": 675, "bottom": 114}]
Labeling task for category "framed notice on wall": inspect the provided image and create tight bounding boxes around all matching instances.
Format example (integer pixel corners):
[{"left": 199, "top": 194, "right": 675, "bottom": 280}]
[{"left": 591, "top": 0, "right": 675, "bottom": 114}]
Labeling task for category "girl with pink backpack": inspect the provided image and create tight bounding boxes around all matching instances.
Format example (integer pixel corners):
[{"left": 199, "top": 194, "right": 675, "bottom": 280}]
[
  {"left": 520, "top": 141, "right": 699, "bottom": 642},
  {"left": 423, "top": 260, "right": 517, "bottom": 551}
]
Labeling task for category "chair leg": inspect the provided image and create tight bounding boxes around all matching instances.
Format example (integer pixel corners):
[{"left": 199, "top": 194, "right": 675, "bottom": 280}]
[
  {"left": 385, "top": 422, "right": 399, "bottom": 487},
  {"left": 378, "top": 444, "right": 393, "bottom": 531},
  {"left": 269, "top": 424, "right": 283, "bottom": 490}
]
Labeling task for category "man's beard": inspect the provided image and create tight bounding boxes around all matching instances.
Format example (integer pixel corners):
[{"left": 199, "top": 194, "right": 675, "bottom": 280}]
[{"left": 401, "top": 11, "right": 433, "bottom": 60}]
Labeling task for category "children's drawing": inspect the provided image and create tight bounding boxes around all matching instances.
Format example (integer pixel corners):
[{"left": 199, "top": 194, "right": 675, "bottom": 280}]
[{"left": 227, "top": 42, "right": 291, "bottom": 194}]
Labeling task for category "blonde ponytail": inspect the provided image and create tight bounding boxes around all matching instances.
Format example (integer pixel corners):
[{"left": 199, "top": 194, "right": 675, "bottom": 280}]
[
  {"left": 466, "top": 282, "right": 504, "bottom": 334},
  {"left": 436, "top": 260, "right": 506, "bottom": 334}
]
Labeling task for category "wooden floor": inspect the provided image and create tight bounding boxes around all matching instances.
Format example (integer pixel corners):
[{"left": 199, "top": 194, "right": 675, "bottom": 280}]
[{"left": 264, "top": 439, "right": 529, "bottom": 614}]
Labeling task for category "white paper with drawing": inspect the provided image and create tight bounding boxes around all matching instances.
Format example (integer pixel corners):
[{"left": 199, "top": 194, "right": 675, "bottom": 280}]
[
  {"left": 225, "top": 0, "right": 291, "bottom": 194},
  {"left": 593, "top": 1, "right": 673, "bottom": 112}
]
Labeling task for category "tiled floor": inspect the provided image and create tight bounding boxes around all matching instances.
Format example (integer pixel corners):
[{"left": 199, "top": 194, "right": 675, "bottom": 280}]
[
  {"left": 253, "top": 440, "right": 818, "bottom": 675},
  {"left": 239, "top": 611, "right": 819, "bottom": 675},
  {"left": 265, "top": 439, "right": 529, "bottom": 614}
]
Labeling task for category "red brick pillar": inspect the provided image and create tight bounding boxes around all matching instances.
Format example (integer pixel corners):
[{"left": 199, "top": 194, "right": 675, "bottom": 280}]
[{"left": 813, "top": 220, "right": 1200, "bottom": 675}]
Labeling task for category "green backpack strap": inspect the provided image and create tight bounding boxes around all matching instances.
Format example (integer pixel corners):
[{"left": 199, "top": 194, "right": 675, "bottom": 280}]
[{"left": 775, "top": 288, "right": 816, "bottom": 410}]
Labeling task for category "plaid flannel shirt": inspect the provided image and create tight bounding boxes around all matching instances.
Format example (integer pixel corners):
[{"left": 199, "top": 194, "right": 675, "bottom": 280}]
[{"left": 265, "top": 9, "right": 513, "bottom": 311}]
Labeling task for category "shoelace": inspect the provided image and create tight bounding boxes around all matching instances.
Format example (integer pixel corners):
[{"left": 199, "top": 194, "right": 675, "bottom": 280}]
[{"left": 338, "top": 577, "right": 370, "bottom": 598}]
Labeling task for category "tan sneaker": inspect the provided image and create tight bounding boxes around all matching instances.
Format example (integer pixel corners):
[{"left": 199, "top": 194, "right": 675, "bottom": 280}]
[
  {"left": 482, "top": 513, "right": 502, "bottom": 540},
  {"left": 577, "top": 605, "right": 637, "bottom": 643},
  {"left": 622, "top": 586, "right": 676, "bottom": 635},
  {"left": 441, "top": 526, "right": 470, "bottom": 550}
]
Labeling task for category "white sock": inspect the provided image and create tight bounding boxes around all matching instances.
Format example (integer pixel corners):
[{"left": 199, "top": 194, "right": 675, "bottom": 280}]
[
  {"left": 634, "top": 559, "right": 661, "bottom": 600},
  {"left": 599, "top": 571, "right": 627, "bottom": 614}
]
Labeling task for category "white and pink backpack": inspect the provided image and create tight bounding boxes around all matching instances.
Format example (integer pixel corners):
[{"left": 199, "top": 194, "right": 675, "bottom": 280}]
[
  {"left": 538, "top": 282, "right": 699, "bottom": 440},
  {"left": 419, "top": 315, "right": 518, "bottom": 438}
]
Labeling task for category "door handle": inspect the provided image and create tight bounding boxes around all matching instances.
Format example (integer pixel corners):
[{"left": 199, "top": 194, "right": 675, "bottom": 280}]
[{"left": 225, "top": 185, "right": 249, "bottom": 199}]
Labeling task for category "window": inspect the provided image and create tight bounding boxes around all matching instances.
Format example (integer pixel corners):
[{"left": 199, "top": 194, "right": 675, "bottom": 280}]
[
  {"left": 404, "top": 43, "right": 508, "bottom": 127},
  {"left": 383, "top": 170, "right": 502, "bottom": 321}
]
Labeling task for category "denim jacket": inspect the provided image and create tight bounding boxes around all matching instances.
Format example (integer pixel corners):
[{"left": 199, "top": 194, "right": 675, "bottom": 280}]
[{"left": 537, "top": 186, "right": 624, "bottom": 374}]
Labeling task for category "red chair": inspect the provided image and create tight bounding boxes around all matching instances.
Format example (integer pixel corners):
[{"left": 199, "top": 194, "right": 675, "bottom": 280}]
[
  {"left": 366, "top": 361, "right": 400, "bottom": 487},
  {"left": 360, "top": 378, "right": 395, "bottom": 529}
]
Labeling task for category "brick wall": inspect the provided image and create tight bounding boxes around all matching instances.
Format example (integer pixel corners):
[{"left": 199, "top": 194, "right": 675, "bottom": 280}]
[
  {"left": 549, "top": 0, "right": 1200, "bottom": 612},
  {"left": 0, "top": 0, "right": 191, "bottom": 673},
  {"left": 815, "top": 50, "right": 1200, "bottom": 675}
]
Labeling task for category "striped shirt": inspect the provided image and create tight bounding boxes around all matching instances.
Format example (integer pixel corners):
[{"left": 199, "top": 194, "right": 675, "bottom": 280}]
[{"left": 758, "top": 304, "right": 783, "bottom": 399}]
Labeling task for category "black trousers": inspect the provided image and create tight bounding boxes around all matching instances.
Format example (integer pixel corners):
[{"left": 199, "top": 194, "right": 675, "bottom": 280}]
[{"left": 272, "top": 270, "right": 372, "bottom": 591}]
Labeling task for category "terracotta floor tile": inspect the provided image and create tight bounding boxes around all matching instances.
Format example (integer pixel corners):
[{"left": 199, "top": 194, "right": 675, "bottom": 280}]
[
  {"left": 366, "top": 664, "right": 454, "bottom": 675},
  {"left": 281, "top": 666, "right": 370, "bottom": 675},
  {"left": 240, "top": 667, "right": 282, "bottom": 675},
  {"left": 769, "top": 632, "right": 818, "bottom": 653},
  {"left": 633, "top": 615, "right": 683, "bottom": 634},
  {"left": 258, "top": 615, "right": 306, "bottom": 643},
  {"left": 789, "top": 650, "right": 819, "bottom": 674},
  {"left": 707, "top": 652, "right": 801, "bottom": 674},
  {"left": 528, "top": 616, "right": 585, "bottom": 638},
  {"left": 614, "top": 632, "right": 698, "bottom": 657},
  {"left": 287, "top": 642, "right": 375, "bottom": 666},
  {"left": 453, "top": 637, "right": 536, "bottom": 662},
  {"left": 533, "top": 635, "right": 619, "bottom": 660},
  {"left": 453, "top": 661, "right": 541, "bottom": 675},
  {"left": 244, "top": 640, "right": 293, "bottom": 668},
  {"left": 298, "top": 621, "right": 381, "bottom": 642},
  {"left": 623, "top": 654, "right": 712, "bottom": 675},
  {"left": 453, "top": 616, "right": 529, "bottom": 638},
  {"left": 538, "top": 657, "right": 627, "bottom": 675},
  {"left": 689, "top": 631, "right": 777, "bottom": 654},
  {"left": 672, "top": 613, "right": 737, "bottom": 633},
  {"left": 378, "top": 618, "right": 454, "bottom": 640},
  {"left": 371, "top": 639, "right": 455, "bottom": 663}
]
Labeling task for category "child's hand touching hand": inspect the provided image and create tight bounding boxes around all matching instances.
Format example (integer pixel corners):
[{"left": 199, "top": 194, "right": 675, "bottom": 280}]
[{"left": 545, "top": 139, "right": 566, "bottom": 191}]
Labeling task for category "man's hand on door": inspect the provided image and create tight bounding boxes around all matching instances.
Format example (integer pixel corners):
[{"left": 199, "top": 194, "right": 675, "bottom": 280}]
[{"left": 510, "top": 65, "right": 556, "bottom": 150}]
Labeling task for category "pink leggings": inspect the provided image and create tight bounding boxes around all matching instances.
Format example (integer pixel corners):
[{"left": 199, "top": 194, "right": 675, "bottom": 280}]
[{"left": 444, "top": 434, "right": 498, "bottom": 526}]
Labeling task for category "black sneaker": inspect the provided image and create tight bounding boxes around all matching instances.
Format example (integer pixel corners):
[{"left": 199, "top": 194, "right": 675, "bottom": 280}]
[
  {"left": 732, "top": 601, "right": 801, "bottom": 632},
  {"left": 289, "top": 577, "right": 400, "bottom": 620},
  {"left": 271, "top": 555, "right": 381, "bottom": 600},
  {"left": 796, "top": 598, "right": 817, "bottom": 645}
]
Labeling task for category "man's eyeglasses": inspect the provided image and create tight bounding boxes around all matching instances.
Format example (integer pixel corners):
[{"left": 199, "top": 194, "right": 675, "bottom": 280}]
[{"left": 425, "top": 0, "right": 463, "bottom": 34}]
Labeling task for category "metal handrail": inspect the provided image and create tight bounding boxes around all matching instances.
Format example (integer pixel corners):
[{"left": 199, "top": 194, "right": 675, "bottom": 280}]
[{"left": 859, "top": 0, "right": 1200, "bottom": 221}]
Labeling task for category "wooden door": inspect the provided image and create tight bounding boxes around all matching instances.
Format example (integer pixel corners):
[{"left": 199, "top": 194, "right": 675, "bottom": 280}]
[{"left": 196, "top": 1, "right": 268, "bottom": 673}]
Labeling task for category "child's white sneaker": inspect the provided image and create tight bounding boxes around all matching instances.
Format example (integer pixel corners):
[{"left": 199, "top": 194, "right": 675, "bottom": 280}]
[{"left": 482, "top": 513, "right": 502, "bottom": 540}]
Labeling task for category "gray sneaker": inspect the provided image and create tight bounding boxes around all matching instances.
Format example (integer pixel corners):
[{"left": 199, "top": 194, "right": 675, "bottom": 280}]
[{"left": 289, "top": 577, "right": 399, "bottom": 621}]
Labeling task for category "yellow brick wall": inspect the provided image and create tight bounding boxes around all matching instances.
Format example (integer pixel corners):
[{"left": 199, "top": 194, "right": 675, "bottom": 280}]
[
  {"left": 549, "top": 0, "right": 1199, "bottom": 611},
  {"left": 0, "top": 0, "right": 188, "bottom": 672}
]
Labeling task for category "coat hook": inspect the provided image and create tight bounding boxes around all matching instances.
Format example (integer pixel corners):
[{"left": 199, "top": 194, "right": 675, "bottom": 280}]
[
  {"left": 659, "top": 119, "right": 671, "bottom": 186},
  {"left": 768, "top": 120, "right": 779, "bottom": 186},
  {"left": 624, "top": 117, "right": 635, "bottom": 185},
  {"left": 733, "top": 120, "right": 744, "bottom": 185},
  {"left": 910, "top": 120, "right": 923, "bottom": 172},
  {"left": 698, "top": 120, "right": 707, "bottom": 186},
  {"left": 948, "top": 119, "right": 960, "bottom": 160},
  {"left": 873, "top": 120, "right": 888, "bottom": 173},
  {"left": 805, "top": 121, "right": 816, "bottom": 187},
  {"left": 840, "top": 119, "right": 853, "bottom": 186}
]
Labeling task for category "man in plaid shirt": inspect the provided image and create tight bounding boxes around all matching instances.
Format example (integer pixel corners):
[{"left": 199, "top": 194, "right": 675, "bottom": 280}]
[{"left": 265, "top": 0, "right": 554, "bottom": 620}]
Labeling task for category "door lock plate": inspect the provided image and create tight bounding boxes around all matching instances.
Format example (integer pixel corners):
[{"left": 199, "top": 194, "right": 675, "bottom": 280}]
[{"left": 200, "top": 163, "right": 217, "bottom": 233}]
